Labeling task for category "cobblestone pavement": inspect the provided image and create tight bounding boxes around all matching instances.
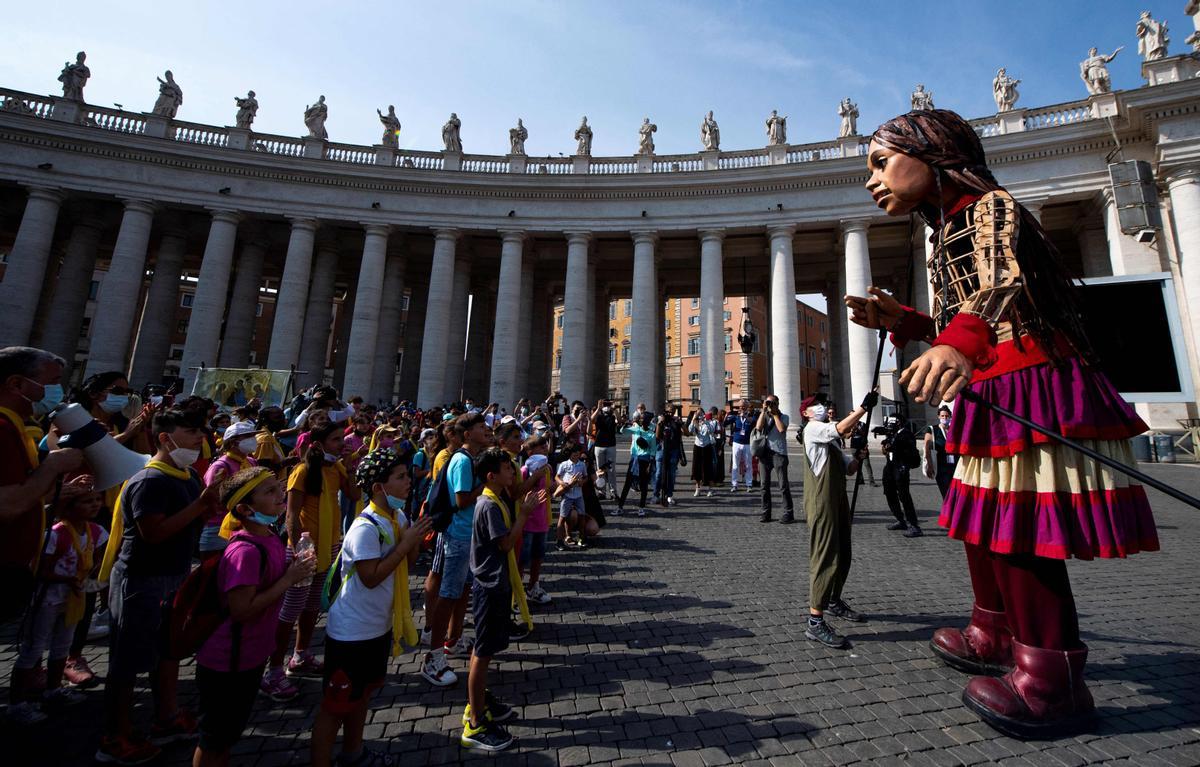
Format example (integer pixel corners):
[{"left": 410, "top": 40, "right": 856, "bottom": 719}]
[{"left": 3, "top": 452, "right": 1199, "bottom": 766}]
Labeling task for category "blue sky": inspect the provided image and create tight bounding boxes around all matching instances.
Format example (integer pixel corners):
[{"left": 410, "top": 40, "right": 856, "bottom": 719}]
[{"left": 4, "top": 1, "right": 1188, "bottom": 156}]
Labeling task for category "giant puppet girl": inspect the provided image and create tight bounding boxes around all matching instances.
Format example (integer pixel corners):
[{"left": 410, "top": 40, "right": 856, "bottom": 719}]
[{"left": 844, "top": 109, "right": 1158, "bottom": 739}]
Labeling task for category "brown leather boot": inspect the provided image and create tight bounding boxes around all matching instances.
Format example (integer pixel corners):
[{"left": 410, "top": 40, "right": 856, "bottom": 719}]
[
  {"left": 962, "top": 640, "right": 1095, "bottom": 739},
  {"left": 930, "top": 604, "right": 1013, "bottom": 675}
]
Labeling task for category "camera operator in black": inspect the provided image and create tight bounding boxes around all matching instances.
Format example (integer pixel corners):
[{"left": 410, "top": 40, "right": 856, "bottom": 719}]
[{"left": 879, "top": 414, "right": 922, "bottom": 537}]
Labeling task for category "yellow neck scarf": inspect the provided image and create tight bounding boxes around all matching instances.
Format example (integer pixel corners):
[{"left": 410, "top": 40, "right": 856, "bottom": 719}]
[
  {"left": 63, "top": 522, "right": 93, "bottom": 626},
  {"left": 99, "top": 459, "right": 191, "bottom": 581},
  {"left": 482, "top": 487, "right": 533, "bottom": 631},
  {"left": 365, "top": 502, "right": 418, "bottom": 657},
  {"left": 0, "top": 406, "right": 44, "bottom": 569}
]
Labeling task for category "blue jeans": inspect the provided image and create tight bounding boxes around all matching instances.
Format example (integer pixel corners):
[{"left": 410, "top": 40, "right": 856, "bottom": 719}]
[{"left": 655, "top": 449, "right": 680, "bottom": 499}]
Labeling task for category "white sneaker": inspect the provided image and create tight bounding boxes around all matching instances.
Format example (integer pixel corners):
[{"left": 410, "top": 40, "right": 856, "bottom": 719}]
[
  {"left": 706, "top": 490, "right": 714, "bottom": 497},
  {"left": 444, "top": 636, "right": 475, "bottom": 659},
  {"left": 637, "top": 507, "right": 647, "bottom": 517},
  {"left": 610, "top": 506, "right": 621, "bottom": 516},
  {"left": 693, "top": 487, "right": 700, "bottom": 497},
  {"left": 5, "top": 701, "right": 46, "bottom": 725},
  {"left": 420, "top": 651, "right": 458, "bottom": 687},
  {"left": 667, "top": 497, "right": 676, "bottom": 506},
  {"left": 527, "top": 585, "right": 552, "bottom": 604},
  {"left": 419, "top": 628, "right": 431, "bottom": 650}
]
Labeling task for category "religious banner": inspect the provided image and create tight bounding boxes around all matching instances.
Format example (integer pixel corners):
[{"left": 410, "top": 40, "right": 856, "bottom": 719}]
[{"left": 191, "top": 367, "right": 292, "bottom": 408}]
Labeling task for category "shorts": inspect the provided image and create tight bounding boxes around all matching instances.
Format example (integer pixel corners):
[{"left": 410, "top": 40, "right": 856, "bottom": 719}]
[
  {"left": 437, "top": 535, "right": 472, "bottom": 600},
  {"left": 16, "top": 597, "right": 73, "bottom": 668},
  {"left": 196, "top": 662, "right": 265, "bottom": 751},
  {"left": 108, "top": 564, "right": 184, "bottom": 679},
  {"left": 321, "top": 632, "right": 390, "bottom": 715},
  {"left": 559, "top": 496, "right": 584, "bottom": 520},
  {"left": 471, "top": 582, "right": 511, "bottom": 659},
  {"left": 519, "top": 531, "right": 547, "bottom": 567}
]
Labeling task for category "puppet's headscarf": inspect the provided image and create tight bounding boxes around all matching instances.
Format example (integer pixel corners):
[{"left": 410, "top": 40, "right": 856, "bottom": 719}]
[{"left": 871, "top": 109, "right": 1094, "bottom": 363}]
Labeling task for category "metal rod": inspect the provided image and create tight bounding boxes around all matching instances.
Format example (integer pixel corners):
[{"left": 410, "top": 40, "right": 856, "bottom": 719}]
[
  {"left": 958, "top": 389, "right": 1200, "bottom": 512},
  {"left": 850, "top": 326, "right": 888, "bottom": 517}
]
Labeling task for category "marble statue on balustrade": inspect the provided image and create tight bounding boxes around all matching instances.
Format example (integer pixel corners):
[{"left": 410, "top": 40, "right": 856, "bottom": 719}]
[
  {"left": 304, "top": 96, "right": 328, "bottom": 140},
  {"left": 701, "top": 111, "right": 720, "bottom": 151},
  {"left": 152, "top": 70, "right": 183, "bottom": 118},
  {"left": 509, "top": 118, "right": 528, "bottom": 155},
  {"left": 993, "top": 68, "right": 1021, "bottom": 112},
  {"left": 1080, "top": 47, "right": 1123, "bottom": 95},
  {"left": 442, "top": 113, "right": 462, "bottom": 153},
  {"left": 1136, "top": 11, "right": 1170, "bottom": 61},
  {"left": 574, "top": 116, "right": 593, "bottom": 156},
  {"left": 837, "top": 98, "right": 859, "bottom": 138},
  {"left": 911, "top": 84, "right": 935, "bottom": 111},
  {"left": 766, "top": 110, "right": 787, "bottom": 145},
  {"left": 57, "top": 52, "right": 90, "bottom": 102},
  {"left": 234, "top": 91, "right": 258, "bottom": 129},
  {"left": 2, "top": 96, "right": 34, "bottom": 115},
  {"left": 638, "top": 117, "right": 657, "bottom": 155},
  {"left": 378, "top": 105, "right": 401, "bottom": 148}
]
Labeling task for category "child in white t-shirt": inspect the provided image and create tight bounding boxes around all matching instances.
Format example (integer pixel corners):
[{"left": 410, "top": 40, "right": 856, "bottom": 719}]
[{"left": 554, "top": 444, "right": 588, "bottom": 551}]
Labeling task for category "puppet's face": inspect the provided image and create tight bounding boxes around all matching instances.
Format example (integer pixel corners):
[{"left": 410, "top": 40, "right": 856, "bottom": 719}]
[{"left": 865, "top": 140, "right": 936, "bottom": 217}]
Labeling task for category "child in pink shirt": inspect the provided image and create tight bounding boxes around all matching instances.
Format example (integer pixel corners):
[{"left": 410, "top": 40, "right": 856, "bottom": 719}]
[{"left": 520, "top": 437, "right": 554, "bottom": 605}]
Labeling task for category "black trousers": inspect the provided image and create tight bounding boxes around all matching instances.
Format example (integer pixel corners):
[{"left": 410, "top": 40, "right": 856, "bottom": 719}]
[
  {"left": 619, "top": 457, "right": 653, "bottom": 509},
  {"left": 759, "top": 451, "right": 793, "bottom": 516},
  {"left": 882, "top": 461, "right": 919, "bottom": 526}
]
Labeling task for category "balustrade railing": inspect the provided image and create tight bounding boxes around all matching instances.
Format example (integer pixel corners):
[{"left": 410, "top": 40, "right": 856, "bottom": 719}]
[
  {"left": 0, "top": 86, "right": 1114, "bottom": 177},
  {"left": 173, "top": 120, "right": 229, "bottom": 148}
]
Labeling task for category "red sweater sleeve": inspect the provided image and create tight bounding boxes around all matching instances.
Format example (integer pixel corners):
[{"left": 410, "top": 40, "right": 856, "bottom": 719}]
[
  {"left": 932, "top": 313, "right": 998, "bottom": 370},
  {"left": 888, "top": 306, "right": 937, "bottom": 349}
]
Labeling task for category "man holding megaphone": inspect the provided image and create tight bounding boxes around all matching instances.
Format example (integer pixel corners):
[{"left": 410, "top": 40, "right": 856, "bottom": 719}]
[{"left": 0, "top": 347, "right": 85, "bottom": 624}]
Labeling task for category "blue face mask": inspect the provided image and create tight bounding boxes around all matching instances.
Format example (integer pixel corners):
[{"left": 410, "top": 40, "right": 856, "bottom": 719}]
[
  {"left": 386, "top": 494, "right": 406, "bottom": 511},
  {"left": 248, "top": 511, "right": 278, "bottom": 526},
  {"left": 100, "top": 394, "right": 129, "bottom": 413},
  {"left": 23, "top": 378, "right": 64, "bottom": 415}
]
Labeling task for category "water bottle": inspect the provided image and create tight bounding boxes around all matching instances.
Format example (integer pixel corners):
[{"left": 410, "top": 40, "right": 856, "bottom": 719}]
[{"left": 295, "top": 532, "right": 315, "bottom": 588}]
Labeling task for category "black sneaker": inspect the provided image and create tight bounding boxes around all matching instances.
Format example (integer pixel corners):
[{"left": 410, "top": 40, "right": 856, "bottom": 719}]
[
  {"left": 904, "top": 525, "right": 924, "bottom": 538},
  {"left": 886, "top": 520, "right": 906, "bottom": 531},
  {"left": 555, "top": 540, "right": 568, "bottom": 552},
  {"left": 804, "top": 619, "right": 849, "bottom": 649},
  {"left": 508, "top": 620, "right": 531, "bottom": 640},
  {"left": 484, "top": 690, "right": 516, "bottom": 722},
  {"left": 779, "top": 514, "right": 795, "bottom": 525},
  {"left": 826, "top": 599, "right": 866, "bottom": 623},
  {"left": 759, "top": 514, "right": 773, "bottom": 523},
  {"left": 461, "top": 720, "right": 515, "bottom": 752}
]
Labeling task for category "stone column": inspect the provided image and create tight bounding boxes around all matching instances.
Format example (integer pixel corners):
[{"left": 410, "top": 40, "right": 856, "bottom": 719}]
[
  {"left": 1168, "top": 167, "right": 1200, "bottom": 380},
  {"left": 442, "top": 254, "right": 472, "bottom": 404},
  {"left": 298, "top": 242, "right": 338, "bottom": 388},
  {"left": 417, "top": 229, "right": 460, "bottom": 407},
  {"left": 342, "top": 225, "right": 391, "bottom": 399},
  {"left": 767, "top": 225, "right": 801, "bottom": 420},
  {"left": 559, "top": 231, "right": 591, "bottom": 403},
  {"left": 582, "top": 255, "right": 598, "bottom": 403},
  {"left": 593, "top": 284, "right": 609, "bottom": 402},
  {"left": 0, "top": 187, "right": 64, "bottom": 346},
  {"left": 85, "top": 200, "right": 157, "bottom": 377},
  {"left": 842, "top": 219, "right": 876, "bottom": 408},
  {"left": 267, "top": 218, "right": 317, "bottom": 370},
  {"left": 1103, "top": 188, "right": 1164, "bottom": 275},
  {"left": 397, "top": 282, "right": 427, "bottom": 402},
  {"left": 514, "top": 258, "right": 535, "bottom": 399},
  {"left": 370, "top": 247, "right": 406, "bottom": 405},
  {"left": 128, "top": 228, "right": 188, "bottom": 385},
  {"left": 699, "top": 229, "right": 726, "bottom": 410},
  {"left": 630, "top": 231, "right": 658, "bottom": 410},
  {"left": 1075, "top": 221, "right": 1112, "bottom": 279},
  {"left": 37, "top": 214, "right": 104, "bottom": 369},
  {"left": 218, "top": 238, "right": 267, "bottom": 368},
  {"left": 824, "top": 276, "right": 849, "bottom": 410},
  {"left": 180, "top": 210, "right": 240, "bottom": 390},
  {"left": 489, "top": 230, "right": 526, "bottom": 407},
  {"left": 463, "top": 281, "right": 494, "bottom": 401}
]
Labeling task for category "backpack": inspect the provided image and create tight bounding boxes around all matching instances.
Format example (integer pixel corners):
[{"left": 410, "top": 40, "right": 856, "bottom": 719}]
[
  {"left": 424, "top": 449, "right": 473, "bottom": 533},
  {"left": 164, "top": 537, "right": 268, "bottom": 670},
  {"left": 321, "top": 513, "right": 389, "bottom": 611}
]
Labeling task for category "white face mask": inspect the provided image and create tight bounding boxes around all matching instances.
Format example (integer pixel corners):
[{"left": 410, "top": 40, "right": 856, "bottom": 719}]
[
  {"left": 808, "top": 405, "right": 828, "bottom": 422},
  {"left": 939, "top": 417, "right": 951, "bottom": 427},
  {"left": 167, "top": 437, "right": 200, "bottom": 467},
  {"left": 323, "top": 451, "right": 340, "bottom": 463},
  {"left": 602, "top": 407, "right": 611, "bottom": 414},
  {"left": 236, "top": 436, "right": 258, "bottom": 455}
]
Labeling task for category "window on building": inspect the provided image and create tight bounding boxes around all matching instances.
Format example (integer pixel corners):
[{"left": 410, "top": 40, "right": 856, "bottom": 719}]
[
  {"left": 621, "top": 342, "right": 630, "bottom": 363},
  {"left": 821, "top": 352, "right": 828, "bottom": 373},
  {"left": 169, "top": 345, "right": 184, "bottom": 361},
  {"left": 89, "top": 281, "right": 100, "bottom": 301},
  {"left": 555, "top": 350, "right": 562, "bottom": 369},
  {"left": 609, "top": 327, "right": 618, "bottom": 339},
  {"left": 79, "top": 317, "right": 91, "bottom": 338},
  {"left": 820, "top": 320, "right": 826, "bottom": 333},
  {"left": 665, "top": 337, "right": 671, "bottom": 358},
  {"left": 556, "top": 313, "right": 563, "bottom": 328},
  {"left": 807, "top": 314, "right": 814, "bottom": 327},
  {"left": 687, "top": 337, "right": 700, "bottom": 355},
  {"left": 623, "top": 299, "right": 632, "bottom": 317},
  {"left": 248, "top": 351, "right": 257, "bottom": 365},
  {"left": 664, "top": 317, "right": 670, "bottom": 329},
  {"left": 690, "top": 297, "right": 699, "bottom": 309},
  {"left": 180, "top": 293, "right": 194, "bottom": 308},
  {"left": 609, "top": 344, "right": 616, "bottom": 364},
  {"left": 176, "top": 319, "right": 188, "bottom": 335},
  {"left": 609, "top": 303, "right": 616, "bottom": 320},
  {"left": 255, "top": 303, "right": 263, "bottom": 318},
  {"left": 690, "top": 386, "right": 700, "bottom": 402},
  {"left": 689, "top": 372, "right": 699, "bottom": 382},
  {"left": 723, "top": 311, "right": 731, "bottom": 321},
  {"left": 725, "top": 370, "right": 733, "bottom": 380},
  {"left": 400, "top": 295, "right": 409, "bottom": 311},
  {"left": 625, "top": 323, "right": 631, "bottom": 337},
  {"left": 724, "top": 332, "right": 732, "bottom": 352},
  {"left": 688, "top": 316, "right": 699, "bottom": 327},
  {"left": 808, "top": 346, "right": 817, "bottom": 367}
]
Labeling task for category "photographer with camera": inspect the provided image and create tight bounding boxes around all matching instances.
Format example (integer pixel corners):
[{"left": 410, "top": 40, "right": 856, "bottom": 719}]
[
  {"left": 654, "top": 403, "right": 684, "bottom": 507},
  {"left": 879, "top": 414, "right": 922, "bottom": 538},
  {"left": 589, "top": 400, "right": 618, "bottom": 500},
  {"left": 755, "top": 394, "right": 795, "bottom": 524}
]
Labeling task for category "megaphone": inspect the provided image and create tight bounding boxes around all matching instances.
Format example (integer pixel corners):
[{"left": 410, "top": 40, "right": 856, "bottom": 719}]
[{"left": 53, "top": 403, "right": 151, "bottom": 491}]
